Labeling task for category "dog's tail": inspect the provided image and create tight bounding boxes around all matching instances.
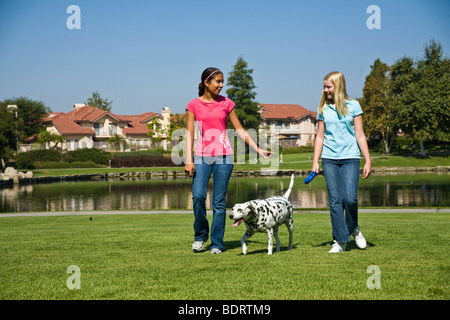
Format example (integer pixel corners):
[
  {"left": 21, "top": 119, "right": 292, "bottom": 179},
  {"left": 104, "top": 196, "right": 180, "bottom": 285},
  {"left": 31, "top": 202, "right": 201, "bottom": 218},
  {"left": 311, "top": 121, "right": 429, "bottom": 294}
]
[{"left": 282, "top": 174, "right": 295, "bottom": 199}]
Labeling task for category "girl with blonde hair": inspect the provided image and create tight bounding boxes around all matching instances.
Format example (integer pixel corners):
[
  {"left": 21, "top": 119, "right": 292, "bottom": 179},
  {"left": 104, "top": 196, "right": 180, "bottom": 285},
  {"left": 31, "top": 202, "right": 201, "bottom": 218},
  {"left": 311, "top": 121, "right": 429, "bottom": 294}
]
[{"left": 312, "top": 71, "right": 372, "bottom": 253}]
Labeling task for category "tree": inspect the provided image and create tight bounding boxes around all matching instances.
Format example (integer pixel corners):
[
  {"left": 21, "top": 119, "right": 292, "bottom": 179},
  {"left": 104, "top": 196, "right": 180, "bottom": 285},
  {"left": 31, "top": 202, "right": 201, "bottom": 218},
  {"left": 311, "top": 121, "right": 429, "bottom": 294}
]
[
  {"left": 85, "top": 91, "right": 113, "bottom": 112},
  {"left": 226, "top": 56, "right": 261, "bottom": 132},
  {"left": 0, "top": 104, "right": 19, "bottom": 171},
  {"left": 391, "top": 40, "right": 449, "bottom": 156},
  {"left": 414, "top": 40, "right": 450, "bottom": 149},
  {"left": 360, "top": 58, "right": 395, "bottom": 153},
  {"left": 168, "top": 113, "right": 187, "bottom": 141},
  {"left": 108, "top": 134, "right": 124, "bottom": 151},
  {"left": 1, "top": 98, "right": 50, "bottom": 170},
  {"left": 388, "top": 56, "right": 417, "bottom": 151},
  {"left": 0, "top": 97, "right": 51, "bottom": 144},
  {"left": 147, "top": 116, "right": 162, "bottom": 145},
  {"left": 37, "top": 130, "right": 65, "bottom": 150}
]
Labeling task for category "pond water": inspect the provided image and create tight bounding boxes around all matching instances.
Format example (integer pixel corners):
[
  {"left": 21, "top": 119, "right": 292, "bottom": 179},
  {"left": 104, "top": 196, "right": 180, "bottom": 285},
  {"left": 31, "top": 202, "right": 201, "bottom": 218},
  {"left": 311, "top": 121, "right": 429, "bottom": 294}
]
[{"left": 1, "top": 174, "right": 449, "bottom": 213}]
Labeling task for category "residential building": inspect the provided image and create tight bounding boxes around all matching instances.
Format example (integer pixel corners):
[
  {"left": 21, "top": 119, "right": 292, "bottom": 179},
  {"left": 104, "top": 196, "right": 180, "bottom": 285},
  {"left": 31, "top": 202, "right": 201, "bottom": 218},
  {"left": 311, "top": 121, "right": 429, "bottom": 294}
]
[
  {"left": 259, "top": 104, "right": 317, "bottom": 148},
  {"left": 40, "top": 104, "right": 171, "bottom": 151},
  {"left": 35, "top": 103, "right": 316, "bottom": 152}
]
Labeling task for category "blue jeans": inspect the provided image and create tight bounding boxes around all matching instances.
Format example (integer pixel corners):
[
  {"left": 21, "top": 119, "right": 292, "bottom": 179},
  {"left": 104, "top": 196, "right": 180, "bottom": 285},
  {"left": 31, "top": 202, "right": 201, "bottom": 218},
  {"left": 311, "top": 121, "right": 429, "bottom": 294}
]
[
  {"left": 322, "top": 158, "right": 360, "bottom": 243},
  {"left": 192, "top": 155, "right": 234, "bottom": 250}
]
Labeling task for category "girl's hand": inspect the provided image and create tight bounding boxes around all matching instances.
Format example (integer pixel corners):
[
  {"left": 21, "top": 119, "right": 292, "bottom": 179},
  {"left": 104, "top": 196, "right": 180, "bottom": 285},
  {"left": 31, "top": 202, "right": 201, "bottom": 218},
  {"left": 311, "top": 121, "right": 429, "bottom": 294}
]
[
  {"left": 312, "top": 162, "right": 320, "bottom": 173},
  {"left": 258, "top": 148, "right": 273, "bottom": 159},
  {"left": 184, "top": 163, "right": 195, "bottom": 176},
  {"left": 362, "top": 161, "right": 371, "bottom": 179}
]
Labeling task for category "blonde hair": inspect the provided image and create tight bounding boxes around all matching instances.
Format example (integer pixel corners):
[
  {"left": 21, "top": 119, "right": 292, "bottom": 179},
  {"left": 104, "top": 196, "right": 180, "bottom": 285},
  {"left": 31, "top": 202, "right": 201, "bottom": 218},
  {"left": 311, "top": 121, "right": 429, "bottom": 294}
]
[{"left": 318, "top": 71, "right": 351, "bottom": 117}]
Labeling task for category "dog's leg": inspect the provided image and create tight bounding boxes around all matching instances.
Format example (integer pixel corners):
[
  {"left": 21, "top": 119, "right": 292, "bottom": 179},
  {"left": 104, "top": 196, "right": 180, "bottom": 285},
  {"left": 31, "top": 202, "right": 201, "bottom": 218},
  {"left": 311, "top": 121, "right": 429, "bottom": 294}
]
[
  {"left": 267, "top": 229, "right": 273, "bottom": 255},
  {"left": 274, "top": 226, "right": 281, "bottom": 252},
  {"left": 287, "top": 218, "right": 294, "bottom": 250},
  {"left": 240, "top": 230, "right": 253, "bottom": 255}
]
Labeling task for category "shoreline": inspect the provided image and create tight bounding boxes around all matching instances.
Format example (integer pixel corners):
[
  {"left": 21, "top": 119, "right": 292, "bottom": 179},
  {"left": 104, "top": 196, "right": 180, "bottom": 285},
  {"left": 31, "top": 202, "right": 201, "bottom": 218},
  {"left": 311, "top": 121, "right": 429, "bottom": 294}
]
[
  {"left": 1, "top": 208, "right": 449, "bottom": 218},
  {"left": 0, "top": 166, "right": 449, "bottom": 187}
]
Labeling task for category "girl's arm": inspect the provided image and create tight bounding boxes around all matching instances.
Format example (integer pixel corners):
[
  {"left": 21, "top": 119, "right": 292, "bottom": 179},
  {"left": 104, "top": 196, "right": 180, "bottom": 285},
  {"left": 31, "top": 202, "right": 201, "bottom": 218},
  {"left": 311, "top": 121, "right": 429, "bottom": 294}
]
[
  {"left": 228, "top": 109, "right": 271, "bottom": 158},
  {"left": 184, "top": 111, "right": 196, "bottom": 176},
  {"left": 354, "top": 115, "right": 371, "bottom": 179},
  {"left": 312, "top": 120, "right": 324, "bottom": 173}
]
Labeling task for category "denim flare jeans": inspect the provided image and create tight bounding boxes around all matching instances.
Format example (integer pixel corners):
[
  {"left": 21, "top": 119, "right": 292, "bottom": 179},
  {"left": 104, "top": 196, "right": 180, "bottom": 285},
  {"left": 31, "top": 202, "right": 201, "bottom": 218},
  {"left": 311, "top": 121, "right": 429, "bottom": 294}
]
[
  {"left": 322, "top": 158, "right": 360, "bottom": 243},
  {"left": 192, "top": 155, "right": 234, "bottom": 251}
]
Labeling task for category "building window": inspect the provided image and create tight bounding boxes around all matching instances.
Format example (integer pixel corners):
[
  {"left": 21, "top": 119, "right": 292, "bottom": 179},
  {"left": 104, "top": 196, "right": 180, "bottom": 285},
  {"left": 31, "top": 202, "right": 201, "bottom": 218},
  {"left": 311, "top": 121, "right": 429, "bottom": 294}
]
[
  {"left": 94, "top": 123, "right": 105, "bottom": 136},
  {"left": 109, "top": 123, "right": 117, "bottom": 136}
]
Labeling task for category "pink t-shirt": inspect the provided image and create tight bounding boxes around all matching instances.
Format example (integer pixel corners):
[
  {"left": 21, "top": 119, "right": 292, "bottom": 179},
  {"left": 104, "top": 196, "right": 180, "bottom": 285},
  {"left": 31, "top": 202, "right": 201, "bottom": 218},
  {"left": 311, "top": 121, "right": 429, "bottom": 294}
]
[{"left": 186, "top": 95, "right": 235, "bottom": 157}]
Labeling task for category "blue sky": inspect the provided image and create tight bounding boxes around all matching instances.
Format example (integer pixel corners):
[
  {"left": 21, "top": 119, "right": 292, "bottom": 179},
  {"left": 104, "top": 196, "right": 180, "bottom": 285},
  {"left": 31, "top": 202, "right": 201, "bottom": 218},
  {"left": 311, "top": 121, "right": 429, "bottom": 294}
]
[{"left": 0, "top": 0, "right": 449, "bottom": 115}]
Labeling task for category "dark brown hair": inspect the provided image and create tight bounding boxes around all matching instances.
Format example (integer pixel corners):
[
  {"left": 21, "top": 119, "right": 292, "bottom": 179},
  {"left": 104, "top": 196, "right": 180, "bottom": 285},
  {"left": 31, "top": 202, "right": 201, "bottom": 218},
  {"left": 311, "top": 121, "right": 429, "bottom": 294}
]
[{"left": 198, "top": 67, "right": 222, "bottom": 97}]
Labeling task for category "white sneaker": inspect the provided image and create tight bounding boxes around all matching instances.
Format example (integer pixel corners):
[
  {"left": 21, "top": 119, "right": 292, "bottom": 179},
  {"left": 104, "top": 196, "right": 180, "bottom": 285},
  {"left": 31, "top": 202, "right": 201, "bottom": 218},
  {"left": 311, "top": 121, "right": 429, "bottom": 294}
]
[
  {"left": 192, "top": 241, "right": 204, "bottom": 252},
  {"left": 211, "top": 248, "right": 222, "bottom": 254},
  {"left": 329, "top": 241, "right": 346, "bottom": 253},
  {"left": 351, "top": 227, "right": 367, "bottom": 249}
]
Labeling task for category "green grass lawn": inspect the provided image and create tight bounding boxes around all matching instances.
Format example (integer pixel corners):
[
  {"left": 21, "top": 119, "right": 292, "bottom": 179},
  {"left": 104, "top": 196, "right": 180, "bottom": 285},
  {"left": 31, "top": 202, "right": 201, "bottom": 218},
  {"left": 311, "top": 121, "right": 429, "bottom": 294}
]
[{"left": 1, "top": 211, "right": 448, "bottom": 300}]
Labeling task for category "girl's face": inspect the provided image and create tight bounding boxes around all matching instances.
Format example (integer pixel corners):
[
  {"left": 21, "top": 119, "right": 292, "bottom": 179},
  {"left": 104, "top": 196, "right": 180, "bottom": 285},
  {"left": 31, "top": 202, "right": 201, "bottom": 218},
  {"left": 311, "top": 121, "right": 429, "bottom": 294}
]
[
  {"left": 323, "top": 80, "right": 335, "bottom": 102},
  {"left": 205, "top": 73, "right": 224, "bottom": 97}
]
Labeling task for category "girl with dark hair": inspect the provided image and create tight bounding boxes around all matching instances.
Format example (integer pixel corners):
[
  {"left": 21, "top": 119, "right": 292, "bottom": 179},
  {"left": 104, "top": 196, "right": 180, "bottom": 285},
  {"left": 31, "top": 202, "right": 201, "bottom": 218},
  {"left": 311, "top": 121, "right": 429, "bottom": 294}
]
[{"left": 185, "top": 67, "right": 271, "bottom": 254}]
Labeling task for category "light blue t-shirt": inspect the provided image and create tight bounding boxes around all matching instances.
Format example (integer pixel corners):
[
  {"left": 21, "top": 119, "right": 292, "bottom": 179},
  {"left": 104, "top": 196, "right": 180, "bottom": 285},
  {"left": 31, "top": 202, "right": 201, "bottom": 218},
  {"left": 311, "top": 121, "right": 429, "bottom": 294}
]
[{"left": 318, "top": 99, "right": 363, "bottom": 159}]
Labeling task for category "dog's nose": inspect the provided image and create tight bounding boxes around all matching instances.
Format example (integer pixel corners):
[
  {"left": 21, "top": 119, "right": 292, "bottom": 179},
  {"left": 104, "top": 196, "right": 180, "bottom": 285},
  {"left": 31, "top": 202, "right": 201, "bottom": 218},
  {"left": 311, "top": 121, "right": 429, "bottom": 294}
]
[{"left": 229, "top": 214, "right": 234, "bottom": 219}]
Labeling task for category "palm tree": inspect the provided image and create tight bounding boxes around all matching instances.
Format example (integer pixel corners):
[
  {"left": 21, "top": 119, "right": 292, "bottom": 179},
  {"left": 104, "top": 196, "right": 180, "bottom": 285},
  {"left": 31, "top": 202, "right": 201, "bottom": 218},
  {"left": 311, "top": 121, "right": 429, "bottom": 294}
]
[
  {"left": 108, "top": 134, "right": 123, "bottom": 151},
  {"left": 37, "top": 130, "right": 65, "bottom": 150}
]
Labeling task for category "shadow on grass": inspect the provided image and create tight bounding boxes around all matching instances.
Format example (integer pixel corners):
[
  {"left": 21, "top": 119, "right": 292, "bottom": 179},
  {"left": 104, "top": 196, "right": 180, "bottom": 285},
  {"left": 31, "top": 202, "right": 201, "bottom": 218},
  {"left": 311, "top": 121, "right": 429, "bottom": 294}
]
[
  {"left": 313, "top": 240, "right": 376, "bottom": 250},
  {"left": 224, "top": 240, "right": 300, "bottom": 255},
  {"left": 191, "top": 240, "right": 243, "bottom": 253}
]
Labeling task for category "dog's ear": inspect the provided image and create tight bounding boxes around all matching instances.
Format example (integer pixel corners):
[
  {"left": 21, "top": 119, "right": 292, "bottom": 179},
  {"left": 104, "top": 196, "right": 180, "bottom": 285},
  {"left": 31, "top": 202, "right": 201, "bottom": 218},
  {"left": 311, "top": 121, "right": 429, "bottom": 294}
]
[{"left": 246, "top": 201, "right": 258, "bottom": 217}]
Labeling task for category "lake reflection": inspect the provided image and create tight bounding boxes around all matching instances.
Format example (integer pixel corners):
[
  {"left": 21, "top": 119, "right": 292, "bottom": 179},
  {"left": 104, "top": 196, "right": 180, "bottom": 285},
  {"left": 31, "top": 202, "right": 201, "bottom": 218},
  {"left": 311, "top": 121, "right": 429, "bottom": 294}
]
[{"left": 1, "top": 174, "right": 449, "bottom": 213}]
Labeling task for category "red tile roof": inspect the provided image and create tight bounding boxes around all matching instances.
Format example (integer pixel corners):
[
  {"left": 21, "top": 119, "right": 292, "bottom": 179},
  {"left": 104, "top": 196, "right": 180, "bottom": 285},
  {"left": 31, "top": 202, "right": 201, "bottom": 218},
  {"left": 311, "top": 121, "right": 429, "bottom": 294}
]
[
  {"left": 43, "top": 108, "right": 95, "bottom": 135},
  {"left": 260, "top": 104, "right": 317, "bottom": 120},
  {"left": 43, "top": 106, "right": 153, "bottom": 136},
  {"left": 120, "top": 112, "right": 160, "bottom": 135}
]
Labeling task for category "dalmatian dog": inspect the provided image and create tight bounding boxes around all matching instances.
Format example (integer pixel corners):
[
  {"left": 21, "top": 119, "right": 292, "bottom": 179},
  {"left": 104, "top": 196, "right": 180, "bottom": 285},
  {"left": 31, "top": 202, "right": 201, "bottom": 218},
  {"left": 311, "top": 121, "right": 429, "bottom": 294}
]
[{"left": 230, "top": 174, "right": 294, "bottom": 255}]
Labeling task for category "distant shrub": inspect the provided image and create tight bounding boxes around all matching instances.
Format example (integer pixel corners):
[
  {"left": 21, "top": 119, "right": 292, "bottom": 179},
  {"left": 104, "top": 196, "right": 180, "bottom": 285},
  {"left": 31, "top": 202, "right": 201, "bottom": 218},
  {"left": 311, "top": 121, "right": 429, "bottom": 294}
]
[
  {"left": 16, "top": 157, "right": 35, "bottom": 169},
  {"left": 110, "top": 155, "right": 180, "bottom": 168},
  {"left": 16, "top": 149, "right": 62, "bottom": 168},
  {"left": 64, "top": 148, "right": 110, "bottom": 165},
  {"left": 280, "top": 146, "right": 314, "bottom": 154},
  {"left": 33, "top": 161, "right": 103, "bottom": 169},
  {"left": 114, "top": 150, "right": 163, "bottom": 158}
]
